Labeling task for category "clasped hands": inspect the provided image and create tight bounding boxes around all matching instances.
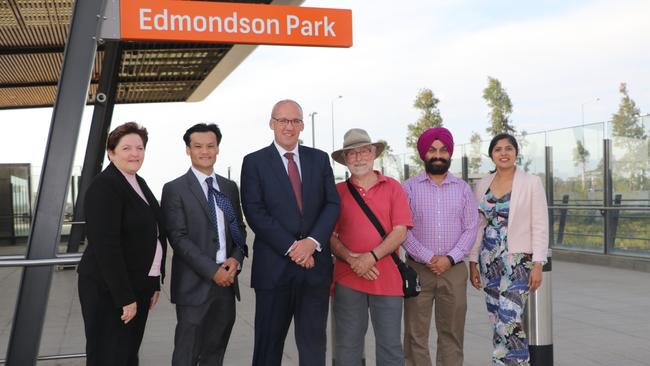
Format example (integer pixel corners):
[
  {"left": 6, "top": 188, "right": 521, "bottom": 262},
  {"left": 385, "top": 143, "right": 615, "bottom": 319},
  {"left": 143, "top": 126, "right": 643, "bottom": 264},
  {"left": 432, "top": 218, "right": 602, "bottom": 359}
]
[
  {"left": 213, "top": 257, "right": 240, "bottom": 287},
  {"left": 427, "top": 255, "right": 452, "bottom": 276},
  {"left": 289, "top": 238, "right": 316, "bottom": 269},
  {"left": 347, "top": 252, "right": 380, "bottom": 280}
]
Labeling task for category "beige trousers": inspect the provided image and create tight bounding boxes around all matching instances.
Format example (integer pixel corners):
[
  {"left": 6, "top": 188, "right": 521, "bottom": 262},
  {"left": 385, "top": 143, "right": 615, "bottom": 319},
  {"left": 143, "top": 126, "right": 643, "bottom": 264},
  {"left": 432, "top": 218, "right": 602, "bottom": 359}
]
[{"left": 403, "top": 258, "right": 468, "bottom": 366}]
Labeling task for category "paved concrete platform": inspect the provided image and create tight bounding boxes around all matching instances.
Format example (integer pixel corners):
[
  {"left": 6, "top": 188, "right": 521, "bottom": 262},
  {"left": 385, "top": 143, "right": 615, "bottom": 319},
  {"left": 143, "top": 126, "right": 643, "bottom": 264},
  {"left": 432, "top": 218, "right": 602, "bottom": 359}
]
[{"left": 1, "top": 248, "right": 649, "bottom": 365}]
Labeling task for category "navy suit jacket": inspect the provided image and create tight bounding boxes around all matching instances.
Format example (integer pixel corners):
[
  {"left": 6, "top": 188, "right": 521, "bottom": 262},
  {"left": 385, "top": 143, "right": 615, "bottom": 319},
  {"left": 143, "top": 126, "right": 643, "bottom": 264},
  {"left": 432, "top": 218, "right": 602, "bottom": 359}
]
[{"left": 241, "top": 143, "right": 340, "bottom": 290}]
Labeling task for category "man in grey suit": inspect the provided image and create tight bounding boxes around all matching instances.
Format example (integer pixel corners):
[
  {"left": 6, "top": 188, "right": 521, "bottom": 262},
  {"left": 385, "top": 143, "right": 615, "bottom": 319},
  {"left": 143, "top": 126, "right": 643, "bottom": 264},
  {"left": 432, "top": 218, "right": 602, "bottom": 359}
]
[{"left": 162, "top": 123, "right": 248, "bottom": 366}]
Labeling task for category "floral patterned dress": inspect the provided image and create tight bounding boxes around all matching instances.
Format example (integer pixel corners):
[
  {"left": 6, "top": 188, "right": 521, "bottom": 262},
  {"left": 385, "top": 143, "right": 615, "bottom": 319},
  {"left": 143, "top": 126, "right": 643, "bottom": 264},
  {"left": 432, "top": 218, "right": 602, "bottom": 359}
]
[{"left": 479, "top": 189, "right": 533, "bottom": 366}]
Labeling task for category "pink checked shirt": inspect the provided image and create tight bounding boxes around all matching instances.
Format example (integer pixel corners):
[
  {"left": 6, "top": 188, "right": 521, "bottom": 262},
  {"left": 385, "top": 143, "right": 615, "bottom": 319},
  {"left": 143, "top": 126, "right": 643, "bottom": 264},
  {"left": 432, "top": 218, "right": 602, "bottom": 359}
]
[{"left": 401, "top": 171, "right": 479, "bottom": 264}]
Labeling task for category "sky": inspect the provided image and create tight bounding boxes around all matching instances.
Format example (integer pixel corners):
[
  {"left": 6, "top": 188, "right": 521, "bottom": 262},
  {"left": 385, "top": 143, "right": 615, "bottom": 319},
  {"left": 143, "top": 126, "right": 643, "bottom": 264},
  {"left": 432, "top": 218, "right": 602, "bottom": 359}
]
[{"left": 1, "top": 0, "right": 649, "bottom": 197}]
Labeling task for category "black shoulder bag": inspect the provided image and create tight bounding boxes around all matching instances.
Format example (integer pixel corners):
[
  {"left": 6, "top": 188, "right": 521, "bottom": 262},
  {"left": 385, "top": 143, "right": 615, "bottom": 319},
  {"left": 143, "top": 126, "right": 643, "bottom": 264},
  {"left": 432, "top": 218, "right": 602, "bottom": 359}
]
[{"left": 346, "top": 180, "right": 421, "bottom": 298}]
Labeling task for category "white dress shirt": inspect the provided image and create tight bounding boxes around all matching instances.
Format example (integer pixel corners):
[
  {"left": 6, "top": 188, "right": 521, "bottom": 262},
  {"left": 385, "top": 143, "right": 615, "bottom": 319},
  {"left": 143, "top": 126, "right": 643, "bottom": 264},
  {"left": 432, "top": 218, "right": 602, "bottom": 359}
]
[
  {"left": 191, "top": 166, "right": 227, "bottom": 264},
  {"left": 273, "top": 141, "right": 303, "bottom": 179}
]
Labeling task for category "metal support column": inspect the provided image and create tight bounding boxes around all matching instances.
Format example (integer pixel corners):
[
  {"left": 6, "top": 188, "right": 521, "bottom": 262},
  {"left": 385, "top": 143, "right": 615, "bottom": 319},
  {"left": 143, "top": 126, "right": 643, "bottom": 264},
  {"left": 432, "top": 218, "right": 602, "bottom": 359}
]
[
  {"left": 603, "top": 139, "right": 613, "bottom": 254},
  {"left": 545, "top": 146, "right": 554, "bottom": 245},
  {"left": 461, "top": 155, "right": 469, "bottom": 182},
  {"left": 67, "top": 41, "right": 122, "bottom": 253},
  {"left": 6, "top": 0, "right": 105, "bottom": 364},
  {"left": 556, "top": 195, "right": 569, "bottom": 245}
]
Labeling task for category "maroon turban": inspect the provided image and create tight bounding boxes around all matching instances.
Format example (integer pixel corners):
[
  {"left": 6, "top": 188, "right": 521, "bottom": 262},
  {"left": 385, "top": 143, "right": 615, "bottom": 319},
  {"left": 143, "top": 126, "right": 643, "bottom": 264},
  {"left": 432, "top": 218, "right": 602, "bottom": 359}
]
[{"left": 417, "top": 127, "right": 454, "bottom": 160}]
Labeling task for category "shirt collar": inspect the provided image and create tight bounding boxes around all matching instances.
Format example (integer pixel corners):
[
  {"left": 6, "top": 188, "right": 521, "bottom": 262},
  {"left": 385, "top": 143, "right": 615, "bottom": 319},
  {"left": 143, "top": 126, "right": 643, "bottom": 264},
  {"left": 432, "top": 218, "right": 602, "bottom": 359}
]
[
  {"left": 115, "top": 165, "right": 138, "bottom": 183},
  {"left": 191, "top": 166, "right": 219, "bottom": 190},
  {"left": 415, "top": 170, "right": 459, "bottom": 186},
  {"left": 348, "top": 170, "right": 387, "bottom": 189},
  {"left": 273, "top": 140, "right": 299, "bottom": 159}
]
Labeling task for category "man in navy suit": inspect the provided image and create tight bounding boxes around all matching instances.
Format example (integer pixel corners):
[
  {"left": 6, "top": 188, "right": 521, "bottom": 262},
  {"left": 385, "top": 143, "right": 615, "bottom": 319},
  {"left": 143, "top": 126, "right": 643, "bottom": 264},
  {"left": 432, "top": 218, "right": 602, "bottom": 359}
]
[{"left": 241, "top": 99, "right": 340, "bottom": 366}]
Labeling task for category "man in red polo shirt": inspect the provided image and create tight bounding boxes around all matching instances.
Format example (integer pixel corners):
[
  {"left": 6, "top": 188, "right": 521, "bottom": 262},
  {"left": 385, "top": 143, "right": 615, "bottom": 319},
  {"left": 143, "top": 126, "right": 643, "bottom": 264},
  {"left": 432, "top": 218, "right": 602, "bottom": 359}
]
[{"left": 329, "top": 128, "right": 413, "bottom": 366}]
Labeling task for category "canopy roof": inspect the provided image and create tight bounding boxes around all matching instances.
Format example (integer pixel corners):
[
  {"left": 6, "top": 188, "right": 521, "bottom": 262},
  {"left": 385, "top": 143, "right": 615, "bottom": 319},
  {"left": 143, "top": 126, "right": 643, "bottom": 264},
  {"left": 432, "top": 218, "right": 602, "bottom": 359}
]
[{"left": 0, "top": 0, "right": 295, "bottom": 110}]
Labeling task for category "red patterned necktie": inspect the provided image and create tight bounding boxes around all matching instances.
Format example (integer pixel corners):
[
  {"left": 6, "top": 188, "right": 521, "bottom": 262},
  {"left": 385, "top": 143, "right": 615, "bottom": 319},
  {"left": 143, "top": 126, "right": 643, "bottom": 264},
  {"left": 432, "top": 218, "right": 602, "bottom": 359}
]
[{"left": 284, "top": 152, "right": 303, "bottom": 212}]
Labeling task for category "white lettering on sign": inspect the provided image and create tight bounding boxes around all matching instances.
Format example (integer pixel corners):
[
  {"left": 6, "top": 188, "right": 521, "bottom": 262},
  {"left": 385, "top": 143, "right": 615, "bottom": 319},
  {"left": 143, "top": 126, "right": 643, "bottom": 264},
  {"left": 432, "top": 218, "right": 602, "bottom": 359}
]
[
  {"left": 286, "top": 15, "right": 335, "bottom": 37},
  {"left": 138, "top": 8, "right": 335, "bottom": 37},
  {"left": 140, "top": 8, "right": 152, "bottom": 30}
]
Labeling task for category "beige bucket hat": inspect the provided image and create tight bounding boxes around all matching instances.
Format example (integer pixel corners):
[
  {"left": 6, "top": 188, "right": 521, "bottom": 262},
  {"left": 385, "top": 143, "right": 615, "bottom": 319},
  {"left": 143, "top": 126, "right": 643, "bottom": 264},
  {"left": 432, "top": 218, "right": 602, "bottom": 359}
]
[{"left": 331, "top": 128, "right": 386, "bottom": 165}]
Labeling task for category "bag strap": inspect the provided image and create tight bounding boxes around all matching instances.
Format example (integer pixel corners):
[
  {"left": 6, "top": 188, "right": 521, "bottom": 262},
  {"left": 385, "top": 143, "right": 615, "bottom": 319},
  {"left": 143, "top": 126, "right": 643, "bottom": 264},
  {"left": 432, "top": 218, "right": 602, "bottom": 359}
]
[{"left": 345, "top": 179, "right": 402, "bottom": 266}]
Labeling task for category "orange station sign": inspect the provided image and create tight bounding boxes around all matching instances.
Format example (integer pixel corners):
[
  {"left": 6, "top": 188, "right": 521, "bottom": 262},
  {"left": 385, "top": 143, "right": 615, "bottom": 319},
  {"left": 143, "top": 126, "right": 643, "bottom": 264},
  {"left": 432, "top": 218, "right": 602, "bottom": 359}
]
[{"left": 119, "top": 0, "right": 353, "bottom": 47}]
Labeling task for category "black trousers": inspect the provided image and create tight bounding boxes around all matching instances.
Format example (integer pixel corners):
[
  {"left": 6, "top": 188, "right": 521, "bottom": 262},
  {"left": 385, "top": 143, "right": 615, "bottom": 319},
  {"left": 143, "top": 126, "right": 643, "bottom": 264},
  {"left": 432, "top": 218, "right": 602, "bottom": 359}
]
[
  {"left": 252, "top": 275, "right": 330, "bottom": 366},
  {"left": 172, "top": 283, "right": 236, "bottom": 366},
  {"left": 78, "top": 275, "right": 156, "bottom": 366}
]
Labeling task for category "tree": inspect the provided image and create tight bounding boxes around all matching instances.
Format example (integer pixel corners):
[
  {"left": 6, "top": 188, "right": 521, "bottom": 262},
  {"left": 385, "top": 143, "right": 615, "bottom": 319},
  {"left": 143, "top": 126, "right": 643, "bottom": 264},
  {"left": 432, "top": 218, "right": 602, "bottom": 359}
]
[
  {"left": 468, "top": 131, "right": 482, "bottom": 175},
  {"left": 406, "top": 88, "right": 443, "bottom": 165},
  {"left": 483, "top": 77, "right": 515, "bottom": 136},
  {"left": 611, "top": 82, "right": 647, "bottom": 190},
  {"left": 612, "top": 83, "right": 645, "bottom": 140},
  {"left": 572, "top": 140, "right": 590, "bottom": 188}
]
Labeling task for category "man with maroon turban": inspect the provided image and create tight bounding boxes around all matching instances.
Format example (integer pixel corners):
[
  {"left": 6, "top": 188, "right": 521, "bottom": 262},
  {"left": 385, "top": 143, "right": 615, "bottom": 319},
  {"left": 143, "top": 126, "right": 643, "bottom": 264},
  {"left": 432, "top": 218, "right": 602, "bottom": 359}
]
[{"left": 401, "top": 127, "right": 479, "bottom": 366}]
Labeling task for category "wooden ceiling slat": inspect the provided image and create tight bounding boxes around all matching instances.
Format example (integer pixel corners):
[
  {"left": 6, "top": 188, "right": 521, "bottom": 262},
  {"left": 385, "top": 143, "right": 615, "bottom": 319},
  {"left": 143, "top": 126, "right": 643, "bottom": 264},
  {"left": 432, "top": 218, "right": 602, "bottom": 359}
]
[{"left": 1, "top": 0, "right": 269, "bottom": 109}]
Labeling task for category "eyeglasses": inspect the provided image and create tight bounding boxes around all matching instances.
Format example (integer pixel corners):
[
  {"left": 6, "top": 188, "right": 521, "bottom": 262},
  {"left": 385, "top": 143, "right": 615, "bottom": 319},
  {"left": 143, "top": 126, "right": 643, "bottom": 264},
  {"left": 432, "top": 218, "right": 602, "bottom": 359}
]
[
  {"left": 345, "top": 148, "right": 373, "bottom": 160},
  {"left": 272, "top": 117, "right": 303, "bottom": 127}
]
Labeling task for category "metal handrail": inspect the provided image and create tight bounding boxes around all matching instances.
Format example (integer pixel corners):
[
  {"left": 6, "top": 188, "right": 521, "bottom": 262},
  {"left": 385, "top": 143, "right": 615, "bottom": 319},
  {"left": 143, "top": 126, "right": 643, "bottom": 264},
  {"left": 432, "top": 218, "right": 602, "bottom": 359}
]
[
  {"left": 0, "top": 253, "right": 85, "bottom": 364},
  {"left": 1, "top": 352, "right": 86, "bottom": 364},
  {"left": 0, "top": 253, "right": 82, "bottom": 268},
  {"left": 548, "top": 205, "right": 650, "bottom": 211}
]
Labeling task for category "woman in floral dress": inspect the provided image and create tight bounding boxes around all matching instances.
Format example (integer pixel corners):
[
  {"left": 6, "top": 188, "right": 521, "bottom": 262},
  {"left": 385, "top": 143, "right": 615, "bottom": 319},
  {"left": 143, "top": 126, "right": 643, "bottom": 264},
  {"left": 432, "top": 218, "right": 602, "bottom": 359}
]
[{"left": 468, "top": 133, "right": 549, "bottom": 366}]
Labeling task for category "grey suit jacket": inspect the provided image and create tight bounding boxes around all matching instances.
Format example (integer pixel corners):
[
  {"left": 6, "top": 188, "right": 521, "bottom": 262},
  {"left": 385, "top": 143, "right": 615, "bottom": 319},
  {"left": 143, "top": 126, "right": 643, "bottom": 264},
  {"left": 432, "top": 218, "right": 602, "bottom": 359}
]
[{"left": 161, "top": 169, "right": 246, "bottom": 305}]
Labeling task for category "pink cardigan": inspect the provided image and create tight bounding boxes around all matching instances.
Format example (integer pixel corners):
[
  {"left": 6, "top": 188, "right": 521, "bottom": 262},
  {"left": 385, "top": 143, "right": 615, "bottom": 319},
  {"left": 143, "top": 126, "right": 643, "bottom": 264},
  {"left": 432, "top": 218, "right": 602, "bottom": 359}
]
[{"left": 469, "top": 168, "right": 549, "bottom": 263}]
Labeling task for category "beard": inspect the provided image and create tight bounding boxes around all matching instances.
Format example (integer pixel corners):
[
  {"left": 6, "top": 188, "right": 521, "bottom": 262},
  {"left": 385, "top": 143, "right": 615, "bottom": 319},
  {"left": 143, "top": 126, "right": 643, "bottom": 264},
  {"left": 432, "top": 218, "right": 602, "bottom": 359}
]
[{"left": 425, "top": 157, "right": 451, "bottom": 175}]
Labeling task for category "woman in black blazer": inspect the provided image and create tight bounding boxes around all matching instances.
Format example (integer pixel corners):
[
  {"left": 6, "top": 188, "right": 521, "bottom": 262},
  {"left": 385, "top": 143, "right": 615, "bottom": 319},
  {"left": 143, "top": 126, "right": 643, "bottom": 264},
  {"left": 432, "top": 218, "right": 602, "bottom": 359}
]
[{"left": 77, "top": 122, "right": 166, "bottom": 366}]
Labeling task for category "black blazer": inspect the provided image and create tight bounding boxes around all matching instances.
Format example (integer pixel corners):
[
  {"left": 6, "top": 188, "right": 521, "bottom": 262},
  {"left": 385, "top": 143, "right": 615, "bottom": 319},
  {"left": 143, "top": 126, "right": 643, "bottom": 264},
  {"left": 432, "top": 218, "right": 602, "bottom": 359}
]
[
  {"left": 241, "top": 143, "right": 340, "bottom": 290},
  {"left": 78, "top": 163, "right": 167, "bottom": 308},
  {"left": 161, "top": 169, "right": 247, "bottom": 305}
]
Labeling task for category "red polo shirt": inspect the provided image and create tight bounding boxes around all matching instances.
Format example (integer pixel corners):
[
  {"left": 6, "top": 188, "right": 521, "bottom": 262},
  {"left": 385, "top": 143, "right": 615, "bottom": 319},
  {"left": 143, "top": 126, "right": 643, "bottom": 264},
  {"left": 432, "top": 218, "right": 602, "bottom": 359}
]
[{"left": 333, "top": 172, "right": 413, "bottom": 296}]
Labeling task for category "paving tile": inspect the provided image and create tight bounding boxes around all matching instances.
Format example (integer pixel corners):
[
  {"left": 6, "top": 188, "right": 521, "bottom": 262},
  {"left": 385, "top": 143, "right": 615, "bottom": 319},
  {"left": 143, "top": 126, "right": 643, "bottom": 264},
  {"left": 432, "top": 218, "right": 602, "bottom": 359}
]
[{"left": 2, "top": 253, "right": 650, "bottom": 365}]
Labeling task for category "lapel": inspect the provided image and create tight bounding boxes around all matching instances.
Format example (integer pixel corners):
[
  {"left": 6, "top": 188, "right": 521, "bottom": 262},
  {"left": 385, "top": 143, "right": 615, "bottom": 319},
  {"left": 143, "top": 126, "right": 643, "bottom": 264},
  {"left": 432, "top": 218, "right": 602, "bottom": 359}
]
[
  {"left": 184, "top": 168, "right": 211, "bottom": 220},
  {"left": 509, "top": 167, "right": 524, "bottom": 219},
  {"left": 476, "top": 173, "right": 496, "bottom": 201},
  {"left": 137, "top": 174, "right": 161, "bottom": 215},
  {"left": 266, "top": 143, "right": 302, "bottom": 212},
  {"left": 107, "top": 163, "right": 150, "bottom": 208}
]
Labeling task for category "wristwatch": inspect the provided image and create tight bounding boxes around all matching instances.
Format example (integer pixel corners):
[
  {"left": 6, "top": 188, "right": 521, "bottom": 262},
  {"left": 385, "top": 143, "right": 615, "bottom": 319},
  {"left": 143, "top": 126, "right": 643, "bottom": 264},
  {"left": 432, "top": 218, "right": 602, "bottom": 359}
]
[{"left": 446, "top": 255, "right": 456, "bottom": 266}]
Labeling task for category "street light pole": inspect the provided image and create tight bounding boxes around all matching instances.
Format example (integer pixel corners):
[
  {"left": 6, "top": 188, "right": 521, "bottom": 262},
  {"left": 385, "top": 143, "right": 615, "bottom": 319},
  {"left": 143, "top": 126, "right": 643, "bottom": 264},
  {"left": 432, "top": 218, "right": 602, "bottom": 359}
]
[
  {"left": 331, "top": 95, "right": 342, "bottom": 166},
  {"left": 309, "top": 111, "right": 318, "bottom": 148}
]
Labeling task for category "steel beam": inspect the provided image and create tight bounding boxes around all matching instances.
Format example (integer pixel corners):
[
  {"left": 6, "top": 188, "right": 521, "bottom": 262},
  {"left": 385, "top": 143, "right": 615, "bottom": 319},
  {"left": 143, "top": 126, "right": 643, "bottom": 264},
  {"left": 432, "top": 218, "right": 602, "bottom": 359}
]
[
  {"left": 5, "top": 0, "right": 106, "bottom": 364},
  {"left": 545, "top": 146, "right": 554, "bottom": 247},
  {"left": 0, "top": 45, "right": 65, "bottom": 55},
  {"left": 603, "top": 139, "right": 613, "bottom": 254},
  {"left": 67, "top": 41, "right": 122, "bottom": 253}
]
